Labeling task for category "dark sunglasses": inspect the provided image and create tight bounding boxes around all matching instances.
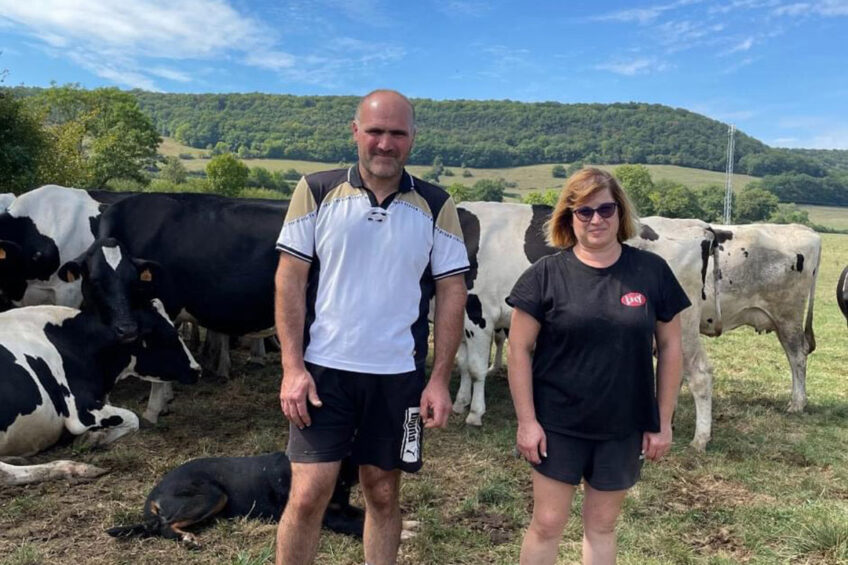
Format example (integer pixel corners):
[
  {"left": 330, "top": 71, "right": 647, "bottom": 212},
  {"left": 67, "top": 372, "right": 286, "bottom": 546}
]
[{"left": 572, "top": 202, "right": 618, "bottom": 222}]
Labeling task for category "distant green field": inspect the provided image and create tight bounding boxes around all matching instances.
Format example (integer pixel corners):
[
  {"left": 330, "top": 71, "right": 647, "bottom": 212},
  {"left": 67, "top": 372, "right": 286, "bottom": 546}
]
[
  {"left": 799, "top": 204, "right": 848, "bottom": 230},
  {"left": 159, "top": 138, "right": 759, "bottom": 196}
]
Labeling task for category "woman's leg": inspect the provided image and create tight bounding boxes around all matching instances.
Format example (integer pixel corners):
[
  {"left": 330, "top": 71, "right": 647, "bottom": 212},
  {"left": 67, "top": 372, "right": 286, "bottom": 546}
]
[
  {"left": 581, "top": 483, "right": 627, "bottom": 565},
  {"left": 520, "top": 470, "right": 577, "bottom": 565}
]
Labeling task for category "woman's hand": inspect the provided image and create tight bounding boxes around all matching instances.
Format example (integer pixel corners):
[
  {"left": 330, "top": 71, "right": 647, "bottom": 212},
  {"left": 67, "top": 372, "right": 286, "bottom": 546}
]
[
  {"left": 516, "top": 419, "right": 548, "bottom": 465},
  {"left": 642, "top": 426, "right": 672, "bottom": 461}
]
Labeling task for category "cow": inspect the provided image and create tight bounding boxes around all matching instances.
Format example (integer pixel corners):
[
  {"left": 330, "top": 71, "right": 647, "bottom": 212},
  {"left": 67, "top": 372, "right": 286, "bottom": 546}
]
[
  {"left": 452, "top": 202, "right": 720, "bottom": 449},
  {"left": 58, "top": 193, "right": 288, "bottom": 417},
  {"left": 838, "top": 266, "right": 848, "bottom": 327},
  {"left": 107, "top": 454, "right": 365, "bottom": 547},
  {"left": 0, "top": 193, "right": 14, "bottom": 211},
  {"left": 0, "top": 298, "right": 200, "bottom": 486},
  {"left": 0, "top": 185, "right": 102, "bottom": 308},
  {"left": 701, "top": 223, "right": 821, "bottom": 413}
]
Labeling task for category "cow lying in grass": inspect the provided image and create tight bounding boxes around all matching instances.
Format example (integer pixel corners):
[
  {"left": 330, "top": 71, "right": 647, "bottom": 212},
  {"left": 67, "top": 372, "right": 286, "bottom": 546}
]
[
  {"left": 107, "top": 453, "right": 365, "bottom": 547},
  {"left": 0, "top": 299, "right": 200, "bottom": 486}
]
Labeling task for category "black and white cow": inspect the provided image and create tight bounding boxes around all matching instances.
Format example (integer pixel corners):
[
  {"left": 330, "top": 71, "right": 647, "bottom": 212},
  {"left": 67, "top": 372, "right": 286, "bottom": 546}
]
[
  {"left": 838, "top": 266, "right": 848, "bottom": 327},
  {"left": 0, "top": 299, "right": 200, "bottom": 486},
  {"left": 0, "top": 185, "right": 102, "bottom": 308},
  {"left": 64, "top": 193, "right": 288, "bottom": 381},
  {"left": 0, "top": 193, "right": 14, "bottom": 211},
  {"left": 453, "top": 202, "right": 720, "bottom": 448},
  {"left": 701, "top": 223, "right": 821, "bottom": 412}
]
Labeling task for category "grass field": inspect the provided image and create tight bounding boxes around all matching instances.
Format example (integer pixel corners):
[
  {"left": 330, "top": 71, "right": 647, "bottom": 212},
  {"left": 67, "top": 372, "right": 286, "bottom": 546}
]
[
  {"left": 158, "top": 138, "right": 760, "bottom": 195},
  {"left": 801, "top": 205, "right": 848, "bottom": 231},
  {"left": 2, "top": 232, "right": 847, "bottom": 564}
]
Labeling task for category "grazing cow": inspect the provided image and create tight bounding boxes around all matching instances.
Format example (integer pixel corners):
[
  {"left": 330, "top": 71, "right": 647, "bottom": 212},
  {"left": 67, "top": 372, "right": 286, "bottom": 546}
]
[
  {"left": 838, "top": 266, "right": 848, "bottom": 327},
  {"left": 0, "top": 299, "right": 200, "bottom": 486},
  {"left": 453, "top": 202, "right": 722, "bottom": 449},
  {"left": 107, "top": 454, "right": 364, "bottom": 547},
  {"left": 0, "top": 185, "right": 102, "bottom": 308},
  {"left": 702, "top": 223, "right": 821, "bottom": 412}
]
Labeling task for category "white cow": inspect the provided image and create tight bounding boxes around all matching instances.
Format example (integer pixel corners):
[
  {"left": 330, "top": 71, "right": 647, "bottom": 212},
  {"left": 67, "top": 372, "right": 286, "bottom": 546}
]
[
  {"left": 453, "top": 202, "right": 721, "bottom": 449},
  {"left": 0, "top": 193, "right": 15, "bottom": 211},
  {"left": 701, "top": 223, "right": 821, "bottom": 413}
]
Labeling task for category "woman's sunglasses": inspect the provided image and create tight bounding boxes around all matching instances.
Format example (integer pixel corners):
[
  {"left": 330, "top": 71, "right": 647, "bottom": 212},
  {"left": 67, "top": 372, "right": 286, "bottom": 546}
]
[{"left": 572, "top": 202, "right": 618, "bottom": 222}]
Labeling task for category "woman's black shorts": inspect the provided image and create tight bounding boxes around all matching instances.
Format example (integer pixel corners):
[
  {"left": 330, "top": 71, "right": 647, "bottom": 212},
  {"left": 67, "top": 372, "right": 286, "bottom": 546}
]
[
  {"left": 532, "top": 429, "right": 644, "bottom": 491},
  {"left": 286, "top": 362, "right": 425, "bottom": 473}
]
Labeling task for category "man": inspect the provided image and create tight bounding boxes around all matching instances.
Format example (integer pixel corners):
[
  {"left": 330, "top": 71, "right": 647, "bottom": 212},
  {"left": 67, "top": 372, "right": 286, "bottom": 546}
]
[{"left": 274, "top": 89, "right": 469, "bottom": 565}]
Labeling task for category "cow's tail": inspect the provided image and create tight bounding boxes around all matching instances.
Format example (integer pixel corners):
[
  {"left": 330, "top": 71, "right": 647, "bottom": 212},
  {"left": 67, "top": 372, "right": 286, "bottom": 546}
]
[{"left": 803, "top": 242, "right": 822, "bottom": 355}]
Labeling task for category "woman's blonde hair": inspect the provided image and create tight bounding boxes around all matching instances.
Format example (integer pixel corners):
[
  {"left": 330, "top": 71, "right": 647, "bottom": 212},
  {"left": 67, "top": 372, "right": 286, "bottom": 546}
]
[{"left": 545, "top": 167, "right": 639, "bottom": 248}]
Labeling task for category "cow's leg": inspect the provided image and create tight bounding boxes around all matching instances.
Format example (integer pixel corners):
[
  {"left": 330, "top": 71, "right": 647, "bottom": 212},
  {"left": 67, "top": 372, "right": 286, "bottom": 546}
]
[
  {"left": 487, "top": 329, "right": 506, "bottom": 377},
  {"left": 201, "top": 330, "right": 231, "bottom": 378},
  {"left": 465, "top": 329, "right": 494, "bottom": 427},
  {"left": 777, "top": 323, "right": 808, "bottom": 412},
  {"left": 248, "top": 337, "right": 266, "bottom": 366},
  {"left": 452, "top": 340, "right": 472, "bottom": 415},
  {"left": 683, "top": 338, "right": 714, "bottom": 451},
  {"left": 78, "top": 407, "right": 140, "bottom": 448},
  {"left": 0, "top": 460, "right": 108, "bottom": 486},
  {"left": 143, "top": 382, "right": 174, "bottom": 424}
]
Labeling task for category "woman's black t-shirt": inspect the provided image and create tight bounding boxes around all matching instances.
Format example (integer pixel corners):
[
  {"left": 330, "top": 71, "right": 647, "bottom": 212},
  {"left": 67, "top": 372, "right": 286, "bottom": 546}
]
[{"left": 506, "top": 244, "right": 691, "bottom": 439}]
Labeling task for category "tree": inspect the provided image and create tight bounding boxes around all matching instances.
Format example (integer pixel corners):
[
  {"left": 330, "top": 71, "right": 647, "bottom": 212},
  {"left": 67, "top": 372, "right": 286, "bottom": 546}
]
[
  {"left": 523, "top": 189, "right": 559, "bottom": 206},
  {"left": 735, "top": 186, "right": 779, "bottom": 223},
  {"left": 614, "top": 164, "right": 655, "bottom": 216},
  {"left": 160, "top": 156, "right": 187, "bottom": 184},
  {"left": 0, "top": 89, "right": 47, "bottom": 193},
  {"left": 651, "top": 180, "right": 703, "bottom": 219},
  {"left": 32, "top": 85, "right": 160, "bottom": 188},
  {"left": 446, "top": 183, "right": 473, "bottom": 203},
  {"left": 470, "top": 178, "right": 506, "bottom": 202},
  {"left": 206, "top": 153, "right": 248, "bottom": 197},
  {"left": 551, "top": 164, "right": 567, "bottom": 178},
  {"left": 566, "top": 161, "right": 584, "bottom": 177},
  {"left": 247, "top": 166, "right": 274, "bottom": 189},
  {"left": 769, "top": 203, "right": 810, "bottom": 225},
  {"left": 694, "top": 184, "right": 728, "bottom": 223}
]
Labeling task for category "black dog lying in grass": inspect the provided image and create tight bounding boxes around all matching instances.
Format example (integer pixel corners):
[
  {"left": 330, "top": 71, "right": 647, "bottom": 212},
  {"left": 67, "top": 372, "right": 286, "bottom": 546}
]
[{"left": 107, "top": 452, "right": 363, "bottom": 546}]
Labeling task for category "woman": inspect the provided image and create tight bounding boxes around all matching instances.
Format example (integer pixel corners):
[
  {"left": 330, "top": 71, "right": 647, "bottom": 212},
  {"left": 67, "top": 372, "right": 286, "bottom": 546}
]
[{"left": 507, "top": 167, "right": 689, "bottom": 565}]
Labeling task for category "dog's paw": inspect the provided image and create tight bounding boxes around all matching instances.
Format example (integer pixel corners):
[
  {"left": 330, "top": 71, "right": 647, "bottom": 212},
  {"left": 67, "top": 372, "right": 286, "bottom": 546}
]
[{"left": 400, "top": 520, "right": 420, "bottom": 541}]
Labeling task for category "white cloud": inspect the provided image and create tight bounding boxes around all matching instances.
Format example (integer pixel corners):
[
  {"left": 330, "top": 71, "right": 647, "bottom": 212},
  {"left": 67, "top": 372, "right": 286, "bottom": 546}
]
[
  {"left": 149, "top": 67, "right": 194, "bottom": 83},
  {"left": 726, "top": 37, "right": 755, "bottom": 53},
  {"left": 595, "top": 58, "right": 669, "bottom": 76},
  {"left": 774, "top": 0, "right": 848, "bottom": 17},
  {"left": 244, "top": 51, "right": 297, "bottom": 72},
  {"left": 434, "top": 0, "right": 491, "bottom": 17}
]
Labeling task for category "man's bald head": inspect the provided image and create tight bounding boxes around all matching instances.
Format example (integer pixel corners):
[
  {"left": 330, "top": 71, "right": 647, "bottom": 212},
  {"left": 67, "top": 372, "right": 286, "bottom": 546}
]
[{"left": 354, "top": 89, "right": 416, "bottom": 130}]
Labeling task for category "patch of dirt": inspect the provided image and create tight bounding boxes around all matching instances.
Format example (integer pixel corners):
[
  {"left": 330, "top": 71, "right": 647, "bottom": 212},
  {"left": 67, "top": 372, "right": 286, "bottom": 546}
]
[
  {"left": 659, "top": 472, "right": 774, "bottom": 513},
  {"left": 456, "top": 508, "right": 518, "bottom": 545},
  {"left": 682, "top": 525, "right": 752, "bottom": 562}
]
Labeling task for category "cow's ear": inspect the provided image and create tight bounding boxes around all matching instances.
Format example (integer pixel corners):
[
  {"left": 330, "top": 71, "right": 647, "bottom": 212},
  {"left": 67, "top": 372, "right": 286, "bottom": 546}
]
[
  {"left": 0, "top": 240, "right": 22, "bottom": 263},
  {"left": 132, "top": 259, "right": 163, "bottom": 284},
  {"left": 58, "top": 260, "right": 83, "bottom": 283}
]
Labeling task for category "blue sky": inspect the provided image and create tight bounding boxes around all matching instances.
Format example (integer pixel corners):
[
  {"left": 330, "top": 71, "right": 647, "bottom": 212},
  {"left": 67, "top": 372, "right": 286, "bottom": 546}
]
[{"left": 1, "top": 1, "right": 846, "bottom": 150}]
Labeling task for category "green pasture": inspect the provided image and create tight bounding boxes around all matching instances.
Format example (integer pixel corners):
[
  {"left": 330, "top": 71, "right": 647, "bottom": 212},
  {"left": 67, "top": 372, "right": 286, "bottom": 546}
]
[
  {"left": 801, "top": 205, "right": 848, "bottom": 231},
  {"left": 2, "top": 230, "right": 846, "bottom": 564},
  {"left": 158, "top": 137, "right": 760, "bottom": 195}
]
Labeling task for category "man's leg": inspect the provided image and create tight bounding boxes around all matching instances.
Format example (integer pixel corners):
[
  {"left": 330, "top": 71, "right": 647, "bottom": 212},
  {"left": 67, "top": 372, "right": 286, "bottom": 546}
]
[
  {"left": 581, "top": 483, "right": 627, "bottom": 565},
  {"left": 276, "top": 461, "right": 341, "bottom": 565},
  {"left": 520, "top": 470, "right": 577, "bottom": 565},
  {"left": 359, "top": 464, "right": 402, "bottom": 565}
]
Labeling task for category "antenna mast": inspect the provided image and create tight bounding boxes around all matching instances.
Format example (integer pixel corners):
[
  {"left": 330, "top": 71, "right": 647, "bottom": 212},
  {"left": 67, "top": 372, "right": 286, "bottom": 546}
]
[{"left": 723, "top": 124, "right": 735, "bottom": 224}]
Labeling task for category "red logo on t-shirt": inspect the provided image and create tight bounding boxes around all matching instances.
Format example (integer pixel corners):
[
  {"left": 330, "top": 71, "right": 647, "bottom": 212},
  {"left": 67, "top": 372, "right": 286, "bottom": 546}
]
[{"left": 621, "top": 292, "right": 646, "bottom": 307}]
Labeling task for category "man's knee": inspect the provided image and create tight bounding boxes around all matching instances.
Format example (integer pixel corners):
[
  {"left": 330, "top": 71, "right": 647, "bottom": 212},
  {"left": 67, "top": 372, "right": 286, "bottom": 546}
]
[
  {"left": 286, "top": 462, "right": 341, "bottom": 519},
  {"left": 359, "top": 466, "right": 400, "bottom": 512}
]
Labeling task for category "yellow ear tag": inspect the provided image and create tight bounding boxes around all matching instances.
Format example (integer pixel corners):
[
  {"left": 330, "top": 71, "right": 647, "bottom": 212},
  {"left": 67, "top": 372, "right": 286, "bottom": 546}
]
[
  {"left": 140, "top": 269, "right": 153, "bottom": 282},
  {"left": 65, "top": 271, "right": 76, "bottom": 282}
]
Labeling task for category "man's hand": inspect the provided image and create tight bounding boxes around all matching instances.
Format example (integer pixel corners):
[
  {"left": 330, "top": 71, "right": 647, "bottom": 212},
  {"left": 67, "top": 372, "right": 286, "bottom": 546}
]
[
  {"left": 419, "top": 380, "right": 452, "bottom": 428},
  {"left": 516, "top": 419, "right": 547, "bottom": 465},
  {"left": 279, "top": 366, "right": 322, "bottom": 429},
  {"left": 642, "top": 426, "right": 672, "bottom": 461}
]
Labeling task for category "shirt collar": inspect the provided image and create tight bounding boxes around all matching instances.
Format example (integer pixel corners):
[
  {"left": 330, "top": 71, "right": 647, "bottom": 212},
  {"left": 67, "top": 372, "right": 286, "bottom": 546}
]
[{"left": 348, "top": 165, "right": 415, "bottom": 193}]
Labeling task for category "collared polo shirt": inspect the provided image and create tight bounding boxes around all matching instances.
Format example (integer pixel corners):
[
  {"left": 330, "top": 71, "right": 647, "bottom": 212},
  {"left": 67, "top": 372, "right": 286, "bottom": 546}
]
[{"left": 276, "top": 166, "right": 470, "bottom": 374}]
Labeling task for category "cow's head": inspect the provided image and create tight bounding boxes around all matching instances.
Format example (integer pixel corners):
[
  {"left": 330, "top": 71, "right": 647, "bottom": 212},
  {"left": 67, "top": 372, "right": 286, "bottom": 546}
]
[
  {"left": 127, "top": 299, "right": 200, "bottom": 385},
  {"left": 58, "top": 237, "right": 164, "bottom": 343},
  {"left": 0, "top": 214, "right": 61, "bottom": 301}
]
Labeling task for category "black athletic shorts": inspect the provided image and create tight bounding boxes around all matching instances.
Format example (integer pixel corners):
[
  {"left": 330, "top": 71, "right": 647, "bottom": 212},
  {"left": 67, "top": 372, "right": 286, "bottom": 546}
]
[
  {"left": 286, "top": 362, "right": 425, "bottom": 473},
  {"left": 532, "top": 429, "right": 644, "bottom": 491}
]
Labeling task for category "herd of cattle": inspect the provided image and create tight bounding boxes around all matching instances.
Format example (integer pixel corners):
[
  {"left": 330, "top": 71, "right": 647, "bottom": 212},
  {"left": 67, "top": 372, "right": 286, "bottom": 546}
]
[{"left": 0, "top": 185, "right": 846, "bottom": 488}]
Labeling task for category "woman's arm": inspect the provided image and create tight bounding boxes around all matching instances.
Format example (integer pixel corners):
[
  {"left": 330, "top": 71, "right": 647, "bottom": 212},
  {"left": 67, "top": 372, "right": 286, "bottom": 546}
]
[
  {"left": 643, "top": 313, "right": 684, "bottom": 460},
  {"left": 507, "top": 307, "right": 547, "bottom": 464}
]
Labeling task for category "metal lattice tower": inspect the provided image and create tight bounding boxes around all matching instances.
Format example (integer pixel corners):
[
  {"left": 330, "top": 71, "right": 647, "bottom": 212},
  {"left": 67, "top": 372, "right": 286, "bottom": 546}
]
[{"left": 723, "top": 124, "right": 735, "bottom": 224}]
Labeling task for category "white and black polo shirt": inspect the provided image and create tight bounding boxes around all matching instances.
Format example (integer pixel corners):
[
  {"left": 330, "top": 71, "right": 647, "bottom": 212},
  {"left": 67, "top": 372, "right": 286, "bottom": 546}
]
[{"left": 277, "top": 166, "right": 470, "bottom": 374}]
